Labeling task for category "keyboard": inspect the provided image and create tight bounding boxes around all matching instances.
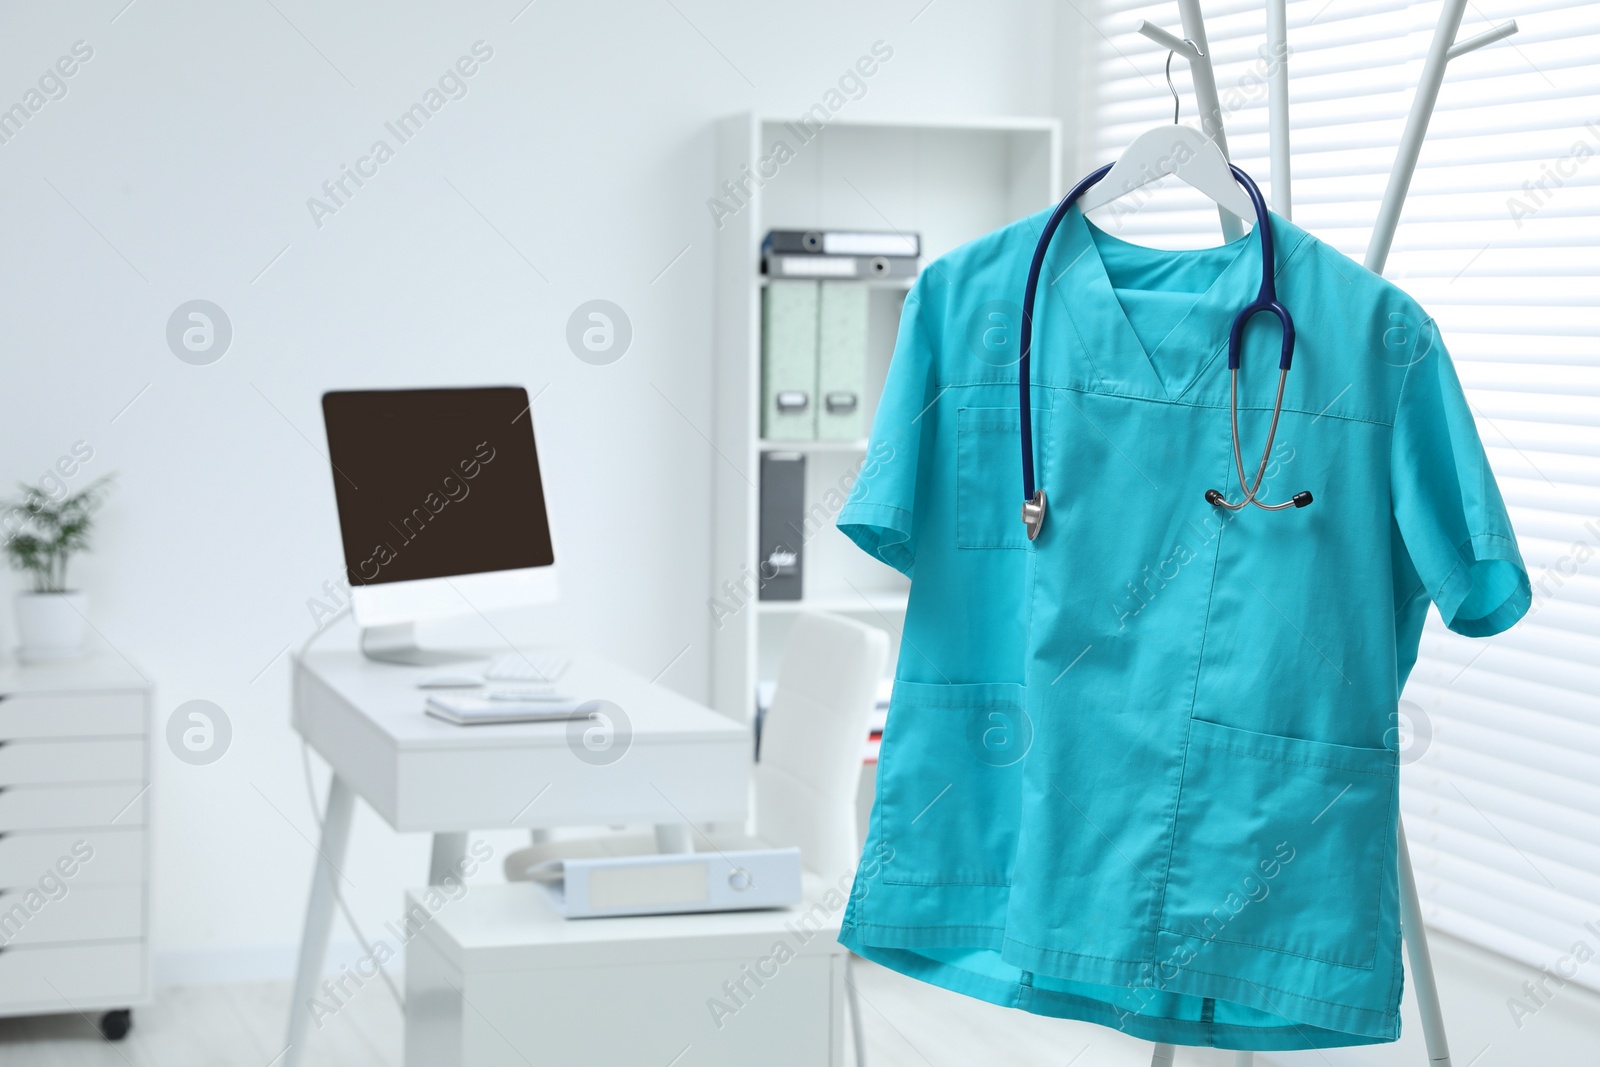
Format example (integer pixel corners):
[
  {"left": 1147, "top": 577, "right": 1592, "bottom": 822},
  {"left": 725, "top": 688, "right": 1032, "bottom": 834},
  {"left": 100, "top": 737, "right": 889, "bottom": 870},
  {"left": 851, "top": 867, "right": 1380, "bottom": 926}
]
[{"left": 483, "top": 651, "right": 572, "bottom": 683}]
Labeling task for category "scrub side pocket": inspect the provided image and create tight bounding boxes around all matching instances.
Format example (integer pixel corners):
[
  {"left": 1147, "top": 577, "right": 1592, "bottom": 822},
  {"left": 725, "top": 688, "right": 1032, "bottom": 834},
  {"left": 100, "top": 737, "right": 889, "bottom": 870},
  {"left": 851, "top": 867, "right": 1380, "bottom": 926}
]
[
  {"left": 1159, "top": 718, "right": 1396, "bottom": 970},
  {"left": 956, "top": 406, "right": 1049, "bottom": 550},
  {"left": 878, "top": 680, "right": 1027, "bottom": 886}
]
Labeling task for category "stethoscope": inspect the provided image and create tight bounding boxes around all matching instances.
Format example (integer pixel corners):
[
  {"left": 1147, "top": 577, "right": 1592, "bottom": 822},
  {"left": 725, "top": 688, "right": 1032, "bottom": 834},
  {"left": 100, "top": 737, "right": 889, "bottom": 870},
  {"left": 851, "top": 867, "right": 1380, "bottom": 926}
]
[{"left": 1017, "top": 162, "right": 1314, "bottom": 542}]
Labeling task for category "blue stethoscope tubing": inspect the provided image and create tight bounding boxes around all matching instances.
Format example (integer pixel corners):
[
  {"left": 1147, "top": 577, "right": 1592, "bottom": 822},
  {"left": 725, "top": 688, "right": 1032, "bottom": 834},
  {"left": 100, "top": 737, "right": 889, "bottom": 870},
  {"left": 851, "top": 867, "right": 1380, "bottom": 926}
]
[{"left": 1017, "top": 163, "right": 1312, "bottom": 541}]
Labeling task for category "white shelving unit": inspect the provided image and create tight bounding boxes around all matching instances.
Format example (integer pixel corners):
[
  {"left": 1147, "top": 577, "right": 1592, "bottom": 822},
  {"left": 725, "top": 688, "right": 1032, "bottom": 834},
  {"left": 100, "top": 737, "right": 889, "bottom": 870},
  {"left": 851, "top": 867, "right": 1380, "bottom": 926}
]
[{"left": 710, "top": 113, "right": 1062, "bottom": 723}]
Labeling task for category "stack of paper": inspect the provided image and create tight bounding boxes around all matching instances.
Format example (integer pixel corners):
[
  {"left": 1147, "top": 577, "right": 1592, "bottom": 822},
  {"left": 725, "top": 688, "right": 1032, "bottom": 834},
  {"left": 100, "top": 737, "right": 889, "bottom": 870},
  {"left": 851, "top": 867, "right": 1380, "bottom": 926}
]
[{"left": 424, "top": 694, "right": 590, "bottom": 726}]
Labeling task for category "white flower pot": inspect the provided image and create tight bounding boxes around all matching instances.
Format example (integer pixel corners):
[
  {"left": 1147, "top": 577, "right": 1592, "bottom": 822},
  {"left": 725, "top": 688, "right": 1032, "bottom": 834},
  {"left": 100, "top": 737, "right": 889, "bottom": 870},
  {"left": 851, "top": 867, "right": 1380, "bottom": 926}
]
[{"left": 14, "top": 591, "right": 89, "bottom": 662}]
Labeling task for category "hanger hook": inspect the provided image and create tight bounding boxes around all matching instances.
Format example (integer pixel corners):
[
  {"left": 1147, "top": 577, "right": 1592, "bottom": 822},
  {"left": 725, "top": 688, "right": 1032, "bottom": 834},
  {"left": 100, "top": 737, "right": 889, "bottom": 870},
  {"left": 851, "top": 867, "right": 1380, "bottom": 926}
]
[{"left": 1165, "top": 39, "right": 1203, "bottom": 125}]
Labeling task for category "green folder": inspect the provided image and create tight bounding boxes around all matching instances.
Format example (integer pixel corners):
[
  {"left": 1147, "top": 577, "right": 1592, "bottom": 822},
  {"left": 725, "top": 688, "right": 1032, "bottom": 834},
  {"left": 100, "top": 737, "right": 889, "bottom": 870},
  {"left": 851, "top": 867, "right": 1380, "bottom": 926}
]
[
  {"left": 761, "top": 281, "right": 819, "bottom": 440},
  {"left": 817, "top": 282, "right": 869, "bottom": 441}
]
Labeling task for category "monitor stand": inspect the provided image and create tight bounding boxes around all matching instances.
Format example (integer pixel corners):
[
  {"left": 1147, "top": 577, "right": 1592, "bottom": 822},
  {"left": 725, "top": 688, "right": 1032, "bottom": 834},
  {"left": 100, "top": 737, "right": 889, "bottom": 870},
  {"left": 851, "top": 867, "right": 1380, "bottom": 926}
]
[{"left": 359, "top": 622, "right": 477, "bottom": 666}]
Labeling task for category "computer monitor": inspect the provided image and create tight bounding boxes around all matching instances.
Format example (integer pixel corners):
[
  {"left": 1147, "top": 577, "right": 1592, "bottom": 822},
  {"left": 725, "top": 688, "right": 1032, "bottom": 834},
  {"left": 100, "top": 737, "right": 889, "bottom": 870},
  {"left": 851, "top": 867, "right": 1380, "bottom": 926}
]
[{"left": 322, "top": 386, "right": 558, "bottom": 663}]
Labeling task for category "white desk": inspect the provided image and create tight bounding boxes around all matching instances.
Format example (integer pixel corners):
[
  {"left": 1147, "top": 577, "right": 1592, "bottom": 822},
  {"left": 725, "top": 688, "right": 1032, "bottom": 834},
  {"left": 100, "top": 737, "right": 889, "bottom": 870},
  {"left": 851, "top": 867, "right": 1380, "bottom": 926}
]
[{"left": 286, "top": 649, "right": 751, "bottom": 1067}]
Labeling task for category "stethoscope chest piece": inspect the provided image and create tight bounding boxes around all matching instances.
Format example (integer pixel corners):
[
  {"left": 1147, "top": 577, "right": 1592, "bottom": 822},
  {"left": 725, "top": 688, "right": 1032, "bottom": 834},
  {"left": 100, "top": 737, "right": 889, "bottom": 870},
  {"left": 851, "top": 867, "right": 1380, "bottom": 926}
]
[{"left": 1022, "top": 489, "right": 1046, "bottom": 541}]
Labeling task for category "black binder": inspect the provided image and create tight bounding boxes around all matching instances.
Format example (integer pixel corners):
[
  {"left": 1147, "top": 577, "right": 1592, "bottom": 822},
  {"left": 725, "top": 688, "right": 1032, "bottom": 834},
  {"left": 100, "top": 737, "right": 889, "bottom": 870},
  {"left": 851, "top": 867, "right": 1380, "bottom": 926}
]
[
  {"left": 763, "top": 229, "right": 920, "bottom": 257},
  {"left": 758, "top": 452, "right": 806, "bottom": 601}
]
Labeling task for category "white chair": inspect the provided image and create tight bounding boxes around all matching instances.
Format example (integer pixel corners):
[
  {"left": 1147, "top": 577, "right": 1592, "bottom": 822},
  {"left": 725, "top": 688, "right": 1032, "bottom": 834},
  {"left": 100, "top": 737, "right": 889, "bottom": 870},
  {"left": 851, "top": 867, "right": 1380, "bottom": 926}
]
[
  {"left": 504, "top": 611, "right": 888, "bottom": 1064},
  {"left": 745, "top": 611, "right": 888, "bottom": 888},
  {"left": 1152, "top": 1047, "right": 1253, "bottom": 1066}
]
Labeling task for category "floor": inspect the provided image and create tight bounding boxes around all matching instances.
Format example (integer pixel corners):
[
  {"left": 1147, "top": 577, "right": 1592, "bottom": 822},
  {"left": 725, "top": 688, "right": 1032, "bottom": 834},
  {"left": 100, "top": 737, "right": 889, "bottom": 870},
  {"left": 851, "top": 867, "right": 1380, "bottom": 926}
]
[
  {"left": 0, "top": 934, "right": 1594, "bottom": 1066},
  {"left": 0, "top": 981, "right": 401, "bottom": 1067},
  {"left": 0, "top": 961, "right": 1228, "bottom": 1067}
]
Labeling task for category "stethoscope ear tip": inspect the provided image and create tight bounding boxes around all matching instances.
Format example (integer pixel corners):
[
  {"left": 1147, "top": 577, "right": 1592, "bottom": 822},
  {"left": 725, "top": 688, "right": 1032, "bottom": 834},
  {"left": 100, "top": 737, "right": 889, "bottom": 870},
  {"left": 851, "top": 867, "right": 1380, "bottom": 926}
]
[
  {"left": 1204, "top": 489, "right": 1226, "bottom": 507},
  {"left": 1292, "top": 491, "right": 1314, "bottom": 508}
]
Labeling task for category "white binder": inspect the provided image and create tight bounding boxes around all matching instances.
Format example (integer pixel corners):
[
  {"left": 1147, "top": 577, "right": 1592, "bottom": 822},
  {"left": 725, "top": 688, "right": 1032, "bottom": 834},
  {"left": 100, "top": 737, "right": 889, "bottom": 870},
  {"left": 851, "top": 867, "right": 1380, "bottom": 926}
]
[
  {"left": 761, "top": 281, "right": 819, "bottom": 440},
  {"left": 817, "top": 282, "right": 869, "bottom": 441}
]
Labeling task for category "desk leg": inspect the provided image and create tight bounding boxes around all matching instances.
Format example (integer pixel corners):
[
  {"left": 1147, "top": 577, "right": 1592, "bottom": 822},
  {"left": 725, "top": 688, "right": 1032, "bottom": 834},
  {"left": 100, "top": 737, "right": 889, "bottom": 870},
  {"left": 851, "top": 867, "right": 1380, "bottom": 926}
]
[
  {"left": 429, "top": 832, "right": 469, "bottom": 884},
  {"left": 284, "top": 774, "right": 355, "bottom": 1067}
]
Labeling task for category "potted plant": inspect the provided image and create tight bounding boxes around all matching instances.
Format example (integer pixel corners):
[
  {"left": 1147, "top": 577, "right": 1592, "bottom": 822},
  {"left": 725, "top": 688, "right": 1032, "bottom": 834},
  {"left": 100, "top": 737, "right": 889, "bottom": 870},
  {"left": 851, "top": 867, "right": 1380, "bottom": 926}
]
[{"left": 1, "top": 476, "right": 114, "bottom": 661}]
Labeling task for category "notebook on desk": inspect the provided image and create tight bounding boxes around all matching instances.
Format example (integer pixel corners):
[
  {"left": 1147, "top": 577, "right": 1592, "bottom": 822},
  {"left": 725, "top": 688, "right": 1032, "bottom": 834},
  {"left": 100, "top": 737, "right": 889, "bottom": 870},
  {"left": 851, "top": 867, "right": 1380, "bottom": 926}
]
[{"left": 424, "top": 694, "right": 593, "bottom": 726}]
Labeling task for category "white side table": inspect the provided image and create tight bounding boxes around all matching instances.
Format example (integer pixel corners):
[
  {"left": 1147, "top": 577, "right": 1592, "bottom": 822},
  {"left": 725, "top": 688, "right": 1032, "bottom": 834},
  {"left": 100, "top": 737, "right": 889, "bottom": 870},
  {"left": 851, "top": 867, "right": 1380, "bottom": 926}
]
[
  {"left": 405, "top": 880, "right": 847, "bottom": 1067},
  {"left": 0, "top": 652, "right": 150, "bottom": 1042}
]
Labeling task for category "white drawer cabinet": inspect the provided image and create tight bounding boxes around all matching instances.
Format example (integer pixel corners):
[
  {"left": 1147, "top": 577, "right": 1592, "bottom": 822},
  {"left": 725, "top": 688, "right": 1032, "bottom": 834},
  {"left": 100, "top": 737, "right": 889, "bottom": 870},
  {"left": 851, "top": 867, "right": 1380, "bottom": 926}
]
[
  {"left": 0, "top": 883, "right": 144, "bottom": 947},
  {"left": 0, "top": 693, "right": 145, "bottom": 740},
  {"left": 0, "top": 783, "right": 148, "bottom": 830},
  {"left": 0, "top": 654, "right": 150, "bottom": 1038},
  {"left": 0, "top": 738, "right": 145, "bottom": 784},
  {"left": 0, "top": 943, "right": 145, "bottom": 1012},
  {"left": 0, "top": 830, "right": 144, "bottom": 885}
]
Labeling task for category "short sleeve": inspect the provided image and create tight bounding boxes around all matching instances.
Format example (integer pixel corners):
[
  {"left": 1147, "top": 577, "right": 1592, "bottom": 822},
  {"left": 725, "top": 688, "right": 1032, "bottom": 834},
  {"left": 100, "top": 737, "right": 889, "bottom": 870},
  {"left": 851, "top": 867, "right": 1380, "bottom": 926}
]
[
  {"left": 837, "top": 284, "right": 937, "bottom": 576},
  {"left": 1390, "top": 319, "right": 1531, "bottom": 637}
]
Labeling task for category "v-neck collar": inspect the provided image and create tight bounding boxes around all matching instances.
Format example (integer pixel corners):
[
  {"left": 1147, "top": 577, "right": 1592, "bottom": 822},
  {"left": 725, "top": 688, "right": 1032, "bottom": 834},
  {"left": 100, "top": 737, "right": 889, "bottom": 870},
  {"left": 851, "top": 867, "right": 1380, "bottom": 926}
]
[{"left": 1040, "top": 206, "right": 1260, "bottom": 401}]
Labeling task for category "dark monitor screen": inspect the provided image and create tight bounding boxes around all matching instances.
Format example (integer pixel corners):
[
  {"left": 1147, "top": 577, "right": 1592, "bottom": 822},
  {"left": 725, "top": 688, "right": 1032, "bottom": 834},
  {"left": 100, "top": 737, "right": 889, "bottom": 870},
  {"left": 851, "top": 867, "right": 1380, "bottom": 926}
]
[{"left": 322, "top": 387, "right": 555, "bottom": 587}]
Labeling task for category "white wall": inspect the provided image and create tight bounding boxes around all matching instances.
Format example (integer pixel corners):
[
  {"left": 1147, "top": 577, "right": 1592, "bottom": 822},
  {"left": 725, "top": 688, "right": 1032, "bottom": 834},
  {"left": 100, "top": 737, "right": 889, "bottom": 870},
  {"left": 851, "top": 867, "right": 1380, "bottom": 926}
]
[{"left": 0, "top": 0, "right": 1062, "bottom": 981}]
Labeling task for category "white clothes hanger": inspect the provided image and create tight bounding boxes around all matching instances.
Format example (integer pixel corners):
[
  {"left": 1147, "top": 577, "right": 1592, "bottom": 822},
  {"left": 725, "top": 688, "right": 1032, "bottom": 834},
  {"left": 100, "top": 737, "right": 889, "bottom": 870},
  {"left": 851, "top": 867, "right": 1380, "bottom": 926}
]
[{"left": 1076, "top": 39, "right": 1254, "bottom": 230}]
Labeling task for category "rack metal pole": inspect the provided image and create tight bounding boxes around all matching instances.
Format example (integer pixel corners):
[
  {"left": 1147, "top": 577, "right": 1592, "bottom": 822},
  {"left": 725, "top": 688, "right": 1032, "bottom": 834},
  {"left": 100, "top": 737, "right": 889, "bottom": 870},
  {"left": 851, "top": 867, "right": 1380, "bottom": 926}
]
[
  {"left": 1364, "top": 13, "right": 1518, "bottom": 1059},
  {"left": 1265, "top": 0, "right": 1291, "bottom": 216},
  {"left": 1171, "top": 0, "right": 1244, "bottom": 239},
  {"left": 1400, "top": 821, "right": 1454, "bottom": 1066},
  {"left": 1124, "top": 3, "right": 1517, "bottom": 1064},
  {"left": 1137, "top": 5, "right": 1237, "bottom": 1043},
  {"left": 1364, "top": 0, "right": 1518, "bottom": 272}
]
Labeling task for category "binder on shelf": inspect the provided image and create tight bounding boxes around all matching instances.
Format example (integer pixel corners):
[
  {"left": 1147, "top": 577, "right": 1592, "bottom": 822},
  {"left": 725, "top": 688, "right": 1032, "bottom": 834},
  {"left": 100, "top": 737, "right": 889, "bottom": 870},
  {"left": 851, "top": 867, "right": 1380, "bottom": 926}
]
[
  {"left": 765, "top": 253, "right": 918, "bottom": 281},
  {"left": 758, "top": 452, "right": 806, "bottom": 601},
  {"left": 869, "top": 676, "right": 892, "bottom": 734},
  {"left": 760, "top": 281, "right": 819, "bottom": 440},
  {"left": 817, "top": 282, "right": 869, "bottom": 441},
  {"left": 763, "top": 229, "right": 920, "bottom": 258},
  {"left": 865, "top": 678, "right": 893, "bottom": 762}
]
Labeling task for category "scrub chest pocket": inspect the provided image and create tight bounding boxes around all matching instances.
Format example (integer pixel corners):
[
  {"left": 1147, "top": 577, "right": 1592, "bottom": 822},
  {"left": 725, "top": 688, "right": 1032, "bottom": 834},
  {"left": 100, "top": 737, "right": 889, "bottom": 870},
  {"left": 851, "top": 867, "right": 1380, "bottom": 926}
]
[{"left": 956, "top": 406, "right": 1049, "bottom": 550}]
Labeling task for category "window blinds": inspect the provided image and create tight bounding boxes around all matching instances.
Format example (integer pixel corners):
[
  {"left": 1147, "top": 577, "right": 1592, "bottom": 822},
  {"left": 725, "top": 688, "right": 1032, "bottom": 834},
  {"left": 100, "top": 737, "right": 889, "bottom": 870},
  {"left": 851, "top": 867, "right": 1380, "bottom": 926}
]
[{"left": 1084, "top": 0, "right": 1600, "bottom": 989}]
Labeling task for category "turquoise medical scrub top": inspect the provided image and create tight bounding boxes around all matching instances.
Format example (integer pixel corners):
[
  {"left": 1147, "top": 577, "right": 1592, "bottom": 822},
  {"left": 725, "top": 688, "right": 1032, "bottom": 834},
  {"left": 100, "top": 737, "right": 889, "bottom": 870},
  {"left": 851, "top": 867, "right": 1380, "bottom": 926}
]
[{"left": 836, "top": 205, "right": 1531, "bottom": 1051}]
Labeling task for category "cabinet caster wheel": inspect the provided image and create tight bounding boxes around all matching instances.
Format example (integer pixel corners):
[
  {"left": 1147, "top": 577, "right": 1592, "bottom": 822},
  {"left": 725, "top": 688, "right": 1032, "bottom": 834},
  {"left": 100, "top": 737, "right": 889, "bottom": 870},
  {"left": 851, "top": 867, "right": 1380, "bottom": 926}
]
[{"left": 99, "top": 1009, "right": 132, "bottom": 1041}]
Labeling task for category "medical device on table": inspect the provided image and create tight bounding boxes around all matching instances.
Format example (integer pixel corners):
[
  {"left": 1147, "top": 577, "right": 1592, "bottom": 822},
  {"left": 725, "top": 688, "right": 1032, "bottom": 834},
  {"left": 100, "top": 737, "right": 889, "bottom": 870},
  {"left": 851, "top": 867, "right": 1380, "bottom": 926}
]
[{"left": 514, "top": 846, "right": 803, "bottom": 919}]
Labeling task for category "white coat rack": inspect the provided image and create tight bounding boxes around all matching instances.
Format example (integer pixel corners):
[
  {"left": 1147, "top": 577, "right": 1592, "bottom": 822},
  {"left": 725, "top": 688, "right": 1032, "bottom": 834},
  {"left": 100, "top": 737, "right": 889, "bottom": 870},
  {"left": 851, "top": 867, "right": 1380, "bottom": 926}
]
[{"left": 1128, "top": 2, "right": 1518, "bottom": 1065}]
